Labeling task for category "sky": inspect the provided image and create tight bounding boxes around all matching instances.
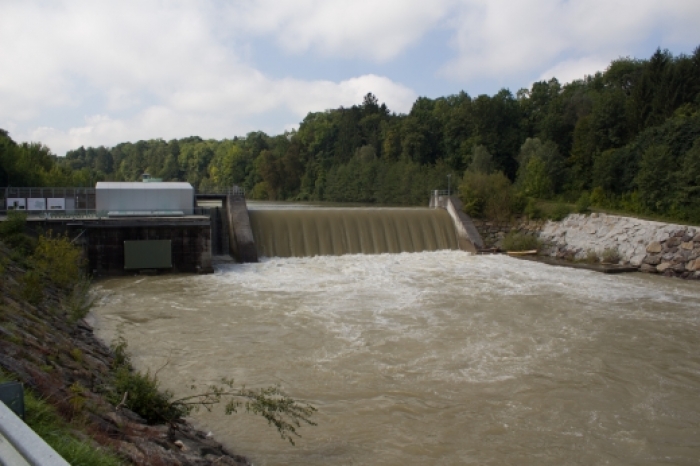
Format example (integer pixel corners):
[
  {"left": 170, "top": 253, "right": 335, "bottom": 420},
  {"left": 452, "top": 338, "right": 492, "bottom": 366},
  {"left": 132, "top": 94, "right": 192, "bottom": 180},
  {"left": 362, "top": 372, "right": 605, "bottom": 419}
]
[{"left": 1, "top": 0, "right": 699, "bottom": 156}]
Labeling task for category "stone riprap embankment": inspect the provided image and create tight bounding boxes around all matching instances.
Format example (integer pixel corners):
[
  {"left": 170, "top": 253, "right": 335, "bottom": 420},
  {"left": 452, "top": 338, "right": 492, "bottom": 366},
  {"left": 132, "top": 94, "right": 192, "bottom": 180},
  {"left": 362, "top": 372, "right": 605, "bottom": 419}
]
[
  {"left": 0, "top": 242, "right": 250, "bottom": 465},
  {"left": 471, "top": 216, "right": 546, "bottom": 249},
  {"left": 539, "top": 213, "right": 700, "bottom": 279}
]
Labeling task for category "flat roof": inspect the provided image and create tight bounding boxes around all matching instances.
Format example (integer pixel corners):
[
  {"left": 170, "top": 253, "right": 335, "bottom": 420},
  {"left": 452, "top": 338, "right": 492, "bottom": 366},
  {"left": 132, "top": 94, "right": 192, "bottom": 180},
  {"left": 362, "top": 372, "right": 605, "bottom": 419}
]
[{"left": 96, "top": 182, "right": 193, "bottom": 190}]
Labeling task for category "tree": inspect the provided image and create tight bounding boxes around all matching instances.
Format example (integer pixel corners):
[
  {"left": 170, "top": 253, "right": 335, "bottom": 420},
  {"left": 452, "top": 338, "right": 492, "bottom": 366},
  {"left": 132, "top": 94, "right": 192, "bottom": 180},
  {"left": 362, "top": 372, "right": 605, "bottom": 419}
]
[
  {"left": 468, "top": 145, "right": 494, "bottom": 174},
  {"left": 516, "top": 138, "right": 565, "bottom": 195},
  {"left": 636, "top": 144, "right": 678, "bottom": 213},
  {"left": 519, "top": 156, "right": 553, "bottom": 199}
]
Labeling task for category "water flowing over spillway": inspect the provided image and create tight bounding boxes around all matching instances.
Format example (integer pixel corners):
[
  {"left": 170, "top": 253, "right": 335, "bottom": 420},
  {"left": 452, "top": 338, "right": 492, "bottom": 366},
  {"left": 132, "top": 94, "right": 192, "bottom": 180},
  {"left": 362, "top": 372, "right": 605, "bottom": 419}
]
[
  {"left": 248, "top": 208, "right": 458, "bottom": 257},
  {"left": 92, "top": 252, "right": 700, "bottom": 465}
]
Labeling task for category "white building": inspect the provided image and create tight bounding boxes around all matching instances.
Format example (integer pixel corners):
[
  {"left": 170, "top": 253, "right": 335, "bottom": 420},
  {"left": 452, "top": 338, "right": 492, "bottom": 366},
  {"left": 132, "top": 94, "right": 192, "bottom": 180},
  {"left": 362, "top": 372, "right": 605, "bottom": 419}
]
[{"left": 95, "top": 182, "right": 194, "bottom": 215}]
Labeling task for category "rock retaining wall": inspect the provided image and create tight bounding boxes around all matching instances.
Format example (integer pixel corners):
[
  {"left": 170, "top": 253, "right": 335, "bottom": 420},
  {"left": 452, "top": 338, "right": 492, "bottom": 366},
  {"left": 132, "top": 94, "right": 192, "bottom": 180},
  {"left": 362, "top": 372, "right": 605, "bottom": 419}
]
[
  {"left": 471, "top": 217, "right": 546, "bottom": 249},
  {"left": 538, "top": 213, "right": 700, "bottom": 280}
]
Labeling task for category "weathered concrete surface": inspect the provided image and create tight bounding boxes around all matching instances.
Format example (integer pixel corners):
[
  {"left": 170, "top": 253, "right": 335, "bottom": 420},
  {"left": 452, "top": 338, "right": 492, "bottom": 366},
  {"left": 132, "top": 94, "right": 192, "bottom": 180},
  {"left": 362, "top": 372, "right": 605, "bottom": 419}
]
[
  {"left": 26, "top": 217, "right": 214, "bottom": 276},
  {"left": 444, "top": 196, "right": 484, "bottom": 252},
  {"left": 225, "top": 195, "right": 258, "bottom": 263},
  {"left": 430, "top": 193, "right": 483, "bottom": 252}
]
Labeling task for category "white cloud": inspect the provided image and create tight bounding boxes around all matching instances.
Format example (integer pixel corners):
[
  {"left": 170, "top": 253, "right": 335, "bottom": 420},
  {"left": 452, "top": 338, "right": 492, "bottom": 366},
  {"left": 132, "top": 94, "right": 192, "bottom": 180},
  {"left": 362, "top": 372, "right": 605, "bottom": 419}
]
[
  {"left": 0, "top": 1, "right": 416, "bottom": 155},
  {"left": 538, "top": 57, "right": 610, "bottom": 84},
  {"left": 441, "top": 0, "right": 700, "bottom": 81},
  {"left": 19, "top": 74, "right": 416, "bottom": 156},
  {"left": 231, "top": 0, "right": 453, "bottom": 61}
]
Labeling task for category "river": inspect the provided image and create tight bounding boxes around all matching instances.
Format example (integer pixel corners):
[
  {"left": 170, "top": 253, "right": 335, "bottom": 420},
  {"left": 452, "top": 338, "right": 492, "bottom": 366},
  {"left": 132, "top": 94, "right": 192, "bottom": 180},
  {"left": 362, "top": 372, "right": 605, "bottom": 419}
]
[{"left": 91, "top": 251, "right": 700, "bottom": 465}]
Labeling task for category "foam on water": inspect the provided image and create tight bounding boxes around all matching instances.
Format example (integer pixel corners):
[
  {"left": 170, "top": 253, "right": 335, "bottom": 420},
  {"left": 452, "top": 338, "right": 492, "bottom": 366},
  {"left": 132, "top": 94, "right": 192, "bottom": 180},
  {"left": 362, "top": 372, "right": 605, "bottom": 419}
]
[{"left": 91, "top": 251, "right": 700, "bottom": 465}]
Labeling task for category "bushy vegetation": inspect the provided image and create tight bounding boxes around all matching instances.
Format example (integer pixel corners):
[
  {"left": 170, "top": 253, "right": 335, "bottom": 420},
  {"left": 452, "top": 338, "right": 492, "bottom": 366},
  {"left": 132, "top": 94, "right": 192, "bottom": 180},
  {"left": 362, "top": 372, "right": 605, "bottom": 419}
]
[
  {"left": 501, "top": 231, "right": 541, "bottom": 251},
  {"left": 460, "top": 171, "right": 523, "bottom": 221},
  {"left": 108, "top": 335, "right": 317, "bottom": 444},
  {"left": 601, "top": 248, "right": 622, "bottom": 264},
  {"left": 549, "top": 203, "right": 572, "bottom": 221},
  {"left": 0, "top": 213, "right": 87, "bottom": 307}
]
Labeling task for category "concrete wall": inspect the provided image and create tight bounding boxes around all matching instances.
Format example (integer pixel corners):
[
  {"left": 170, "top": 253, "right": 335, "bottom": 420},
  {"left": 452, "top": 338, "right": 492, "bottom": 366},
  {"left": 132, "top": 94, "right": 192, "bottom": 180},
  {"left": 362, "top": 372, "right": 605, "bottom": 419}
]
[
  {"left": 471, "top": 217, "right": 546, "bottom": 249},
  {"left": 225, "top": 195, "right": 258, "bottom": 263},
  {"left": 85, "top": 224, "right": 212, "bottom": 276},
  {"left": 28, "top": 218, "right": 213, "bottom": 276},
  {"left": 430, "top": 192, "right": 483, "bottom": 252}
]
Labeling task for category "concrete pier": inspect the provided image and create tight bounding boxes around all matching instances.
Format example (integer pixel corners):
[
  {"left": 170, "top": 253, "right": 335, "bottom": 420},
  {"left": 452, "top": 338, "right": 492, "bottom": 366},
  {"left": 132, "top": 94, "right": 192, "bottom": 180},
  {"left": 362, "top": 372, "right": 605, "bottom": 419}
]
[
  {"left": 430, "top": 192, "right": 484, "bottom": 252},
  {"left": 225, "top": 194, "right": 258, "bottom": 263}
]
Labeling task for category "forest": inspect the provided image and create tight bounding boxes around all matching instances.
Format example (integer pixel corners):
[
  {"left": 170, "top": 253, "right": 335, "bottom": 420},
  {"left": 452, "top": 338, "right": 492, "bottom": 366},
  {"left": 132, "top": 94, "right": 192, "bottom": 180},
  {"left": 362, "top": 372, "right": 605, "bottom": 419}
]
[{"left": 1, "top": 47, "right": 699, "bottom": 222}]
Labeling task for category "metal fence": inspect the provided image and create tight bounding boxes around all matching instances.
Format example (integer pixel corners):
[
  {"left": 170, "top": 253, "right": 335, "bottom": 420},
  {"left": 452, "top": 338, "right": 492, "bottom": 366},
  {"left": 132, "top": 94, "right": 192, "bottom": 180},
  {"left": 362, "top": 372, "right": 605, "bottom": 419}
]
[
  {"left": 194, "top": 186, "right": 245, "bottom": 197},
  {"left": 1, "top": 185, "right": 245, "bottom": 217},
  {"left": 2, "top": 187, "right": 96, "bottom": 214}
]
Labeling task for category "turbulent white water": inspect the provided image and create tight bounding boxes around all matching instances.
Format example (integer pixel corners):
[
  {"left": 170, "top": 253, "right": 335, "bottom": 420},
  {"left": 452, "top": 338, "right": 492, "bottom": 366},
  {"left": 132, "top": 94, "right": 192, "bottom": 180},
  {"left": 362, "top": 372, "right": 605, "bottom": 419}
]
[{"left": 92, "top": 251, "right": 700, "bottom": 465}]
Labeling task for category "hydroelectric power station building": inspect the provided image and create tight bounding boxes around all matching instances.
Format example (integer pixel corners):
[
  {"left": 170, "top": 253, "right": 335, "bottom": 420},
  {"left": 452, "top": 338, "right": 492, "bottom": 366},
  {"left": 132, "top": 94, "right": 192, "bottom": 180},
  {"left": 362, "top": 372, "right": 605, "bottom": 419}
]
[
  {"left": 95, "top": 181, "right": 195, "bottom": 216},
  {"left": 1, "top": 179, "right": 260, "bottom": 276}
]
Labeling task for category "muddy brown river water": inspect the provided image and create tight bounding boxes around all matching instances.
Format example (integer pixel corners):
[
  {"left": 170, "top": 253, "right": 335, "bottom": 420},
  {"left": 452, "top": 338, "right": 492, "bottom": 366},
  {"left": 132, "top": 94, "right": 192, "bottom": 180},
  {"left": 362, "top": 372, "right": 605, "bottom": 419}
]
[{"left": 92, "top": 251, "right": 700, "bottom": 465}]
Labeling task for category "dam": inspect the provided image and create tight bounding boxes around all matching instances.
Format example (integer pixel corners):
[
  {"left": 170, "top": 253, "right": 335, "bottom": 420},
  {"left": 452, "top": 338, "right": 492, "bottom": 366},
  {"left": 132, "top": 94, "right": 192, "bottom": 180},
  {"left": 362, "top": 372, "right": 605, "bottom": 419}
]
[
  {"left": 249, "top": 207, "right": 458, "bottom": 257},
  {"left": 2, "top": 185, "right": 481, "bottom": 274}
]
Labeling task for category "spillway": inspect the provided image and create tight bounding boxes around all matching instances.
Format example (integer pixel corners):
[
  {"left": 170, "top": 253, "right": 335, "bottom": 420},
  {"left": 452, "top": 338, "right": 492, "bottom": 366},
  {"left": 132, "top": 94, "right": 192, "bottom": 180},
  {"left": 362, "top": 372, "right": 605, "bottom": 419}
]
[{"left": 248, "top": 208, "right": 458, "bottom": 258}]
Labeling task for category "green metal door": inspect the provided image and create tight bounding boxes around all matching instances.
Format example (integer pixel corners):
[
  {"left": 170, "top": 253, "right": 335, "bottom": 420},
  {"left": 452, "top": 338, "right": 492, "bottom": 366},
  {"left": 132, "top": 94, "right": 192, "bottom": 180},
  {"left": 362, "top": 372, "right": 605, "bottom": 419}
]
[{"left": 124, "top": 240, "right": 172, "bottom": 269}]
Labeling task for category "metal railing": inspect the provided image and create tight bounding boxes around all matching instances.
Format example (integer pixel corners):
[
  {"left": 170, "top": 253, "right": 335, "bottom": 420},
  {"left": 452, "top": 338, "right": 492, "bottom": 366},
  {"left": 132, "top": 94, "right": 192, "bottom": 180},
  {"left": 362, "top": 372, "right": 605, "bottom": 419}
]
[
  {"left": 195, "top": 186, "right": 245, "bottom": 196},
  {"left": 0, "top": 208, "right": 212, "bottom": 219},
  {"left": 0, "top": 400, "right": 70, "bottom": 466}
]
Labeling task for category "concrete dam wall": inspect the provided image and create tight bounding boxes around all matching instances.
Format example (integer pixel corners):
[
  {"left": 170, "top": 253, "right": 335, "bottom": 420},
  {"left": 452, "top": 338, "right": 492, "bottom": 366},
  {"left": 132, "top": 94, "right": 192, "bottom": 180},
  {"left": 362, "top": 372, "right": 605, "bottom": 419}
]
[{"left": 247, "top": 208, "right": 460, "bottom": 258}]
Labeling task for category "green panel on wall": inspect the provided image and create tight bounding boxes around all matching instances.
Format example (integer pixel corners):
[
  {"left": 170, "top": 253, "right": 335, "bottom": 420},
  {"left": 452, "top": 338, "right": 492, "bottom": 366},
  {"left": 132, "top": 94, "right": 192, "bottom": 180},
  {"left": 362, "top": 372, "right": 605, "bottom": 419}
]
[{"left": 124, "top": 240, "right": 172, "bottom": 269}]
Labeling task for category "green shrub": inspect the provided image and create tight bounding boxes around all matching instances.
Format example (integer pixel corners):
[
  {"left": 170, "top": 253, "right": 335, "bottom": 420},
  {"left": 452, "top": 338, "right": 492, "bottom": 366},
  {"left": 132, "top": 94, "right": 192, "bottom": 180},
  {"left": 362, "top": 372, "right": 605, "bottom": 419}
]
[
  {"left": 549, "top": 203, "right": 571, "bottom": 221},
  {"left": 460, "top": 171, "right": 519, "bottom": 221},
  {"left": 576, "top": 191, "right": 591, "bottom": 213},
  {"left": 20, "top": 271, "right": 44, "bottom": 305},
  {"left": 0, "top": 211, "right": 35, "bottom": 255},
  {"left": 107, "top": 335, "right": 317, "bottom": 443},
  {"left": 524, "top": 198, "right": 543, "bottom": 219},
  {"left": 582, "top": 250, "right": 600, "bottom": 263},
  {"left": 108, "top": 334, "right": 185, "bottom": 424},
  {"left": 589, "top": 186, "right": 607, "bottom": 207},
  {"left": 65, "top": 277, "right": 94, "bottom": 323},
  {"left": 33, "top": 233, "right": 85, "bottom": 289},
  {"left": 501, "top": 231, "right": 540, "bottom": 251},
  {"left": 601, "top": 248, "right": 621, "bottom": 264},
  {"left": 111, "top": 365, "right": 184, "bottom": 424}
]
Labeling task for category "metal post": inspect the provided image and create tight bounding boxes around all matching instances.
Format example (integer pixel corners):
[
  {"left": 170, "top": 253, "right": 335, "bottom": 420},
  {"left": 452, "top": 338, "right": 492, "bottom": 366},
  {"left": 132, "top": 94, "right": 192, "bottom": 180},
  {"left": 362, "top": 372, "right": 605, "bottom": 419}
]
[{"left": 447, "top": 174, "right": 452, "bottom": 197}]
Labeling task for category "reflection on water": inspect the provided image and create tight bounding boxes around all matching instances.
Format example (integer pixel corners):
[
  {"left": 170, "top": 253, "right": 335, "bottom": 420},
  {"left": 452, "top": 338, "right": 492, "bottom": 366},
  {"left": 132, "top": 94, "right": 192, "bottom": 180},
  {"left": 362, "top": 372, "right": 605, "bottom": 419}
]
[{"left": 91, "top": 252, "right": 700, "bottom": 465}]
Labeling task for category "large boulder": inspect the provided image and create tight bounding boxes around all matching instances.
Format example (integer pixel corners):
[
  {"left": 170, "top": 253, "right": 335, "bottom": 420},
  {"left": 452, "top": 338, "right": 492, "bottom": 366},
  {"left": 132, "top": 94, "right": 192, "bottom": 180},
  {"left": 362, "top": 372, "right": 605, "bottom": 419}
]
[
  {"left": 657, "top": 262, "right": 673, "bottom": 273},
  {"left": 646, "top": 242, "right": 662, "bottom": 253}
]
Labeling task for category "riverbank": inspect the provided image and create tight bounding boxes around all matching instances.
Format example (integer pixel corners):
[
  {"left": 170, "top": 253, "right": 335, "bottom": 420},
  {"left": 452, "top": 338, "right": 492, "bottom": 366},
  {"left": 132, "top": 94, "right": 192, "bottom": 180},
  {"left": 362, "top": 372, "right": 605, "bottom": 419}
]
[
  {"left": 472, "top": 212, "right": 700, "bottom": 280},
  {"left": 0, "top": 241, "right": 250, "bottom": 465}
]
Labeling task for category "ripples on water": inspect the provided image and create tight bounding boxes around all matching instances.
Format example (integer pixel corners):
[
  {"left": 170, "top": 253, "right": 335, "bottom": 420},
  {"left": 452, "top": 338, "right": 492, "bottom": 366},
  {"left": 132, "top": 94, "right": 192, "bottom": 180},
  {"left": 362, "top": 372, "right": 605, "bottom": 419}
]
[{"left": 92, "top": 252, "right": 700, "bottom": 465}]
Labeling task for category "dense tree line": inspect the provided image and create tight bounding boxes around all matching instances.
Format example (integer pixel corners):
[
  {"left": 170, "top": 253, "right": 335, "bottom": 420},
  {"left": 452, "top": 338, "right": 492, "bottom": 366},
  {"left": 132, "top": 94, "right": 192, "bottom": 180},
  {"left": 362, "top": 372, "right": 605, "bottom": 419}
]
[
  {"left": 2, "top": 47, "right": 700, "bottom": 221},
  {"left": 0, "top": 129, "right": 98, "bottom": 187}
]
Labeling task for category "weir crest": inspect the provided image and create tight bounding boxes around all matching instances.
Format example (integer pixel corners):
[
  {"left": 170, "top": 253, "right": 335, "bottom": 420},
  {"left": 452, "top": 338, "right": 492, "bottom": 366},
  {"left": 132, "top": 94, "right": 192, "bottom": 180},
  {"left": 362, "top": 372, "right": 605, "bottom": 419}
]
[{"left": 248, "top": 208, "right": 459, "bottom": 258}]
